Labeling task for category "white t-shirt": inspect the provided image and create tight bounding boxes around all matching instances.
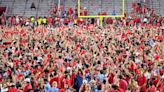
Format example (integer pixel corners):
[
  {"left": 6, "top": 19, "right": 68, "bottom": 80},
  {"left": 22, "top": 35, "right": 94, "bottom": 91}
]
[{"left": 144, "top": 72, "right": 151, "bottom": 79}]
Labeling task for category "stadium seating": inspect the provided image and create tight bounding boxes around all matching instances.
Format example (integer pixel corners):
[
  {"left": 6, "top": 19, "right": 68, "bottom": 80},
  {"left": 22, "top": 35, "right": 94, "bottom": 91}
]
[{"left": 0, "top": 0, "right": 164, "bottom": 16}]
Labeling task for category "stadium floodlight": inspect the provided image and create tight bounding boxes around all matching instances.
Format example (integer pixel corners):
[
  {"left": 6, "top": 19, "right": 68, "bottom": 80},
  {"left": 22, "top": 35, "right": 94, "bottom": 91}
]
[{"left": 78, "top": 0, "right": 125, "bottom": 26}]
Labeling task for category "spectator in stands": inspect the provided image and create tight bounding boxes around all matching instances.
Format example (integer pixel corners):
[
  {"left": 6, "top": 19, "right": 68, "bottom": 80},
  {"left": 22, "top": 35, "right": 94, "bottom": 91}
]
[
  {"left": 73, "top": 71, "right": 83, "bottom": 92},
  {"left": 49, "top": 81, "right": 59, "bottom": 92},
  {"left": 23, "top": 78, "right": 33, "bottom": 92},
  {"left": 42, "top": 17, "right": 47, "bottom": 26},
  {"left": 7, "top": 83, "right": 18, "bottom": 92},
  {"left": 44, "top": 79, "right": 51, "bottom": 92}
]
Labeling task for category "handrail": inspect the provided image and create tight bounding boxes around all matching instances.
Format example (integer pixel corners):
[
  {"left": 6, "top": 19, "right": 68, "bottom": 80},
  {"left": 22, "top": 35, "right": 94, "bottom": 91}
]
[
  {"left": 11, "top": 0, "right": 15, "bottom": 16},
  {"left": 23, "top": 0, "right": 28, "bottom": 16},
  {"left": 36, "top": 0, "right": 41, "bottom": 18},
  {"left": 5, "top": 5, "right": 8, "bottom": 14},
  {"left": 158, "top": 0, "right": 160, "bottom": 15}
]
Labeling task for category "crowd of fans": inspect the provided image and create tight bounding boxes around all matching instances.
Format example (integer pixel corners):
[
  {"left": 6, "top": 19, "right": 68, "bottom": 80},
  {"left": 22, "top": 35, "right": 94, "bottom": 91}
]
[{"left": 0, "top": 1, "right": 164, "bottom": 92}]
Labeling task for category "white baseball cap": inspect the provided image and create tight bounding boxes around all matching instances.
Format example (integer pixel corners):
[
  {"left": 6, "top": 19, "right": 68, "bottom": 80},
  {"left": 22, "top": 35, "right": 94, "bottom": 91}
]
[{"left": 25, "top": 78, "right": 30, "bottom": 82}]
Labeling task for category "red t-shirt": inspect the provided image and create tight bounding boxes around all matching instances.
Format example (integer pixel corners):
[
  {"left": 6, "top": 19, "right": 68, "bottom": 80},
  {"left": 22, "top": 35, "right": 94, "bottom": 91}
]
[
  {"left": 8, "top": 17, "right": 12, "bottom": 23},
  {"left": 106, "top": 18, "right": 113, "bottom": 24},
  {"left": 132, "top": 2, "right": 136, "bottom": 9},
  {"left": 108, "top": 88, "right": 125, "bottom": 92},
  {"left": 0, "top": 75, "right": 2, "bottom": 83},
  {"left": 63, "top": 78, "right": 72, "bottom": 87},
  {"left": 129, "top": 62, "right": 135, "bottom": 72},
  {"left": 8, "top": 87, "right": 18, "bottom": 92},
  {"left": 108, "top": 73, "right": 115, "bottom": 84},
  {"left": 119, "top": 79, "right": 127, "bottom": 91},
  {"left": 71, "top": 73, "right": 76, "bottom": 85},
  {"left": 118, "top": 88, "right": 125, "bottom": 92},
  {"left": 47, "top": 17, "right": 52, "bottom": 24},
  {"left": 48, "top": 37, "right": 52, "bottom": 43},
  {"left": 50, "top": 77, "right": 61, "bottom": 88},
  {"left": 68, "top": 8, "right": 73, "bottom": 15},
  {"left": 159, "top": 84, "right": 164, "bottom": 92},
  {"left": 146, "top": 86, "right": 156, "bottom": 92},
  {"left": 136, "top": 75, "right": 147, "bottom": 86},
  {"left": 59, "top": 89, "right": 66, "bottom": 92},
  {"left": 23, "top": 83, "right": 32, "bottom": 92},
  {"left": 139, "top": 8, "right": 143, "bottom": 14},
  {"left": 140, "top": 85, "right": 146, "bottom": 92},
  {"left": 21, "top": 39, "right": 26, "bottom": 44},
  {"left": 83, "top": 10, "right": 88, "bottom": 16},
  {"left": 64, "top": 18, "right": 70, "bottom": 24},
  {"left": 154, "top": 55, "right": 160, "bottom": 61},
  {"left": 12, "top": 18, "right": 16, "bottom": 25}
]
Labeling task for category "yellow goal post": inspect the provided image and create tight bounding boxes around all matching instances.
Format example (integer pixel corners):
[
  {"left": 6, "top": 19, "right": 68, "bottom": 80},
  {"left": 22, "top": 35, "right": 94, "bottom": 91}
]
[{"left": 78, "top": 0, "right": 125, "bottom": 26}]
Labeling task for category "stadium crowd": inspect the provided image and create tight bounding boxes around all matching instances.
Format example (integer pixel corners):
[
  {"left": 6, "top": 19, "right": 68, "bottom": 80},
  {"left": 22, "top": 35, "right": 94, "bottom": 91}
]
[{"left": 0, "top": 1, "right": 164, "bottom": 92}]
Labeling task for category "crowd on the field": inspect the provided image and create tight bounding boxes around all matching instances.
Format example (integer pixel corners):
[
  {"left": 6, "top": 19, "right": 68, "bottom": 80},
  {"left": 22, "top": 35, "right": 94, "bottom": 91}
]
[{"left": 0, "top": 1, "right": 164, "bottom": 92}]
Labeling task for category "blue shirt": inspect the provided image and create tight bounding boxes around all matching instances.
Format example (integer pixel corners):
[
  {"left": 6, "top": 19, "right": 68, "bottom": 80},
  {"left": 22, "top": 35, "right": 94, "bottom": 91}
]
[
  {"left": 50, "top": 87, "right": 59, "bottom": 92},
  {"left": 149, "top": 39, "right": 154, "bottom": 47},
  {"left": 73, "top": 75, "right": 83, "bottom": 92},
  {"left": 25, "top": 70, "right": 30, "bottom": 76},
  {"left": 44, "top": 83, "right": 51, "bottom": 92},
  {"left": 112, "top": 10, "right": 116, "bottom": 15},
  {"left": 96, "top": 74, "right": 105, "bottom": 83}
]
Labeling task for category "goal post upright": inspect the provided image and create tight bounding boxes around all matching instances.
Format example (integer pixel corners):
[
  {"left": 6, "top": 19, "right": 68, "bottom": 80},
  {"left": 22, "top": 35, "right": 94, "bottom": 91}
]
[
  {"left": 78, "top": 0, "right": 125, "bottom": 27},
  {"left": 99, "top": 16, "right": 103, "bottom": 27}
]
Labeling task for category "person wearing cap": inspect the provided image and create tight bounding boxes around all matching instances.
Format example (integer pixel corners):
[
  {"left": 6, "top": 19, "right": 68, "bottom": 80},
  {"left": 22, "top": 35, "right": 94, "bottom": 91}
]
[
  {"left": 7, "top": 83, "right": 18, "bottom": 92},
  {"left": 23, "top": 78, "right": 32, "bottom": 92}
]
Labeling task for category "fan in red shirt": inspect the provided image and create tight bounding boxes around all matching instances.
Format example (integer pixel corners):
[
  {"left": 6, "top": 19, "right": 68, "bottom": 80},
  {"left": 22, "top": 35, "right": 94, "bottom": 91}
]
[
  {"left": 118, "top": 75, "right": 127, "bottom": 91},
  {"left": 108, "top": 85, "right": 125, "bottom": 92},
  {"left": 159, "top": 82, "right": 164, "bottom": 92},
  {"left": 1, "top": 15, "right": 5, "bottom": 25},
  {"left": 108, "top": 72, "right": 115, "bottom": 84},
  {"left": 132, "top": 2, "right": 136, "bottom": 10},
  {"left": 62, "top": 75, "right": 72, "bottom": 88},
  {"left": 64, "top": 18, "right": 70, "bottom": 25},
  {"left": 137, "top": 74, "right": 147, "bottom": 85},
  {"left": 83, "top": 9, "right": 88, "bottom": 16},
  {"left": 47, "top": 17, "right": 52, "bottom": 25},
  {"left": 146, "top": 82, "right": 157, "bottom": 92},
  {"left": 23, "top": 78, "right": 33, "bottom": 92},
  {"left": 8, "top": 17, "right": 12, "bottom": 25},
  {"left": 12, "top": 17, "right": 16, "bottom": 26},
  {"left": 49, "top": 72, "right": 62, "bottom": 88},
  {"left": 106, "top": 18, "right": 113, "bottom": 24},
  {"left": 7, "top": 84, "right": 18, "bottom": 92},
  {"left": 68, "top": 8, "right": 74, "bottom": 15}
]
